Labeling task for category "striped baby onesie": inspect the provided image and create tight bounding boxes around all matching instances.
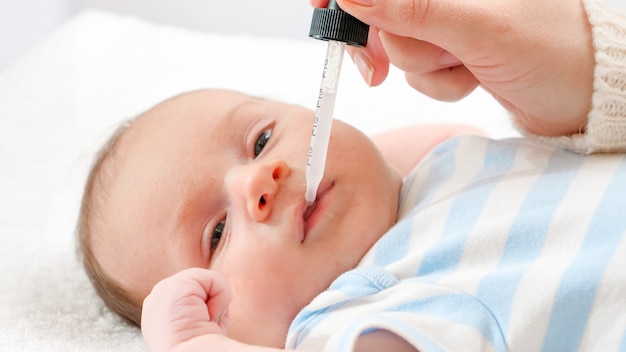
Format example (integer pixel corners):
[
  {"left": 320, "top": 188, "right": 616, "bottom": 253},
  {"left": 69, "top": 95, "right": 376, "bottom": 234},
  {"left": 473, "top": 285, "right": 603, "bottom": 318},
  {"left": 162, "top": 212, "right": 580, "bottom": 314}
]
[{"left": 286, "top": 136, "right": 626, "bottom": 352}]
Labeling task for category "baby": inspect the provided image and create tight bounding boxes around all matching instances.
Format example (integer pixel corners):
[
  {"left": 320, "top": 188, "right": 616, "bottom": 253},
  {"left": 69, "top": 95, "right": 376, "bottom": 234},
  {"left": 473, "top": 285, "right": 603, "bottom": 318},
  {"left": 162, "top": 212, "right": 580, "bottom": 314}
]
[{"left": 78, "top": 88, "right": 626, "bottom": 352}]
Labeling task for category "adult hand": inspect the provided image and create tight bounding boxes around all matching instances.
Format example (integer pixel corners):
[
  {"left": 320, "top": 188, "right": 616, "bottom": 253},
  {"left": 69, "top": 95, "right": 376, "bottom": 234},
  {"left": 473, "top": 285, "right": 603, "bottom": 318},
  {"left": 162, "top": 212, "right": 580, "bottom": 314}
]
[{"left": 311, "top": 0, "right": 595, "bottom": 137}]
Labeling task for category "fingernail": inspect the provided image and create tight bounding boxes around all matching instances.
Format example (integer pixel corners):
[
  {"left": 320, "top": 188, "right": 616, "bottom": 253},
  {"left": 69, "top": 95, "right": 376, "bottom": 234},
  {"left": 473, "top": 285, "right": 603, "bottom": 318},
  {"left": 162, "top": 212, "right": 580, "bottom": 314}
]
[
  {"left": 439, "top": 51, "right": 462, "bottom": 67},
  {"left": 353, "top": 51, "right": 374, "bottom": 86},
  {"left": 344, "top": 0, "right": 376, "bottom": 5}
]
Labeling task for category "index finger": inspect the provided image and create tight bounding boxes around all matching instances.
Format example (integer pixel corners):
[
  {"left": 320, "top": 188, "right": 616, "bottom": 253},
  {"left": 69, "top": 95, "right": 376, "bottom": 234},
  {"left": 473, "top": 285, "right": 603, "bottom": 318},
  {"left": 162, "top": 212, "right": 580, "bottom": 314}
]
[{"left": 336, "top": 0, "right": 503, "bottom": 51}]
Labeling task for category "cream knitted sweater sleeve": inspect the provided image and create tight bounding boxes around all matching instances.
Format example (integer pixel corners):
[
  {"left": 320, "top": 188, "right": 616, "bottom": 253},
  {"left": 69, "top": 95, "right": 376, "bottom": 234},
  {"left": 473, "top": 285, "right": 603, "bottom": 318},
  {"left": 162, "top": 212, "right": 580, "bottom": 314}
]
[{"left": 526, "top": 0, "right": 626, "bottom": 154}]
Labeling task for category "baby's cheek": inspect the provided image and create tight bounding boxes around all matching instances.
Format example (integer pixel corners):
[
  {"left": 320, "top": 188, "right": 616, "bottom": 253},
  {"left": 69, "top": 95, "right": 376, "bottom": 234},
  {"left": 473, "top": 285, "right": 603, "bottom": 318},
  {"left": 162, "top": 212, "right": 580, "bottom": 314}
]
[{"left": 225, "top": 275, "right": 298, "bottom": 346}]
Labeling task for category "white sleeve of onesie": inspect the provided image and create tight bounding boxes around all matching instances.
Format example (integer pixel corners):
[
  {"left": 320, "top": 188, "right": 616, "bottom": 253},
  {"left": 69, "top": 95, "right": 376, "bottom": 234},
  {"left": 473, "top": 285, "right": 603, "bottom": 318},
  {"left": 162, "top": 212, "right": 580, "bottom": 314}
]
[{"left": 521, "top": 0, "right": 626, "bottom": 154}]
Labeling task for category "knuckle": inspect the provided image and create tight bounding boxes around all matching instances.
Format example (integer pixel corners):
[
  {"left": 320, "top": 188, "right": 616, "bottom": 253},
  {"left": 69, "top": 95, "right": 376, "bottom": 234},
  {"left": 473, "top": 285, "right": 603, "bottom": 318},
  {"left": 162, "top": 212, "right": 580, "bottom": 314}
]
[{"left": 398, "top": 0, "right": 430, "bottom": 32}]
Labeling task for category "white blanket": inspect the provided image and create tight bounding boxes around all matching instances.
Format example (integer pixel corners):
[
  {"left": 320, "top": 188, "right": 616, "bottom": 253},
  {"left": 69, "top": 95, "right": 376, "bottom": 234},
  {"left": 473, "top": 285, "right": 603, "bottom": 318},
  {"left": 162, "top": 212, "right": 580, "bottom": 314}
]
[{"left": 0, "top": 10, "right": 517, "bottom": 351}]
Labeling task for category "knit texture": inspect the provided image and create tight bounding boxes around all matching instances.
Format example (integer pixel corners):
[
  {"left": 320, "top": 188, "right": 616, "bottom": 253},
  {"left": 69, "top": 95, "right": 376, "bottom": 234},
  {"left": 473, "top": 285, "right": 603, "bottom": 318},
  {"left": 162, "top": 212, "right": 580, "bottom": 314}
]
[{"left": 531, "top": 0, "right": 626, "bottom": 153}]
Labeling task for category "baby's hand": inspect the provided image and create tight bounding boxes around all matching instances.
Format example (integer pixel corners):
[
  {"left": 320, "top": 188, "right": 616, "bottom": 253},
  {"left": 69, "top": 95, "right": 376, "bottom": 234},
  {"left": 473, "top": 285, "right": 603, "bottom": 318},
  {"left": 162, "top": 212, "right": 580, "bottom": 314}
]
[{"left": 141, "top": 268, "right": 232, "bottom": 352}]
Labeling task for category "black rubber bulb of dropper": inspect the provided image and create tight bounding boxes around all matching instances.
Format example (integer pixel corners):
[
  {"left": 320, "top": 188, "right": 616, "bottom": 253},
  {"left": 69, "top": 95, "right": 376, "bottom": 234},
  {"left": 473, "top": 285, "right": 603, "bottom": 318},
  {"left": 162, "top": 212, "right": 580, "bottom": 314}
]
[{"left": 309, "top": 0, "right": 369, "bottom": 47}]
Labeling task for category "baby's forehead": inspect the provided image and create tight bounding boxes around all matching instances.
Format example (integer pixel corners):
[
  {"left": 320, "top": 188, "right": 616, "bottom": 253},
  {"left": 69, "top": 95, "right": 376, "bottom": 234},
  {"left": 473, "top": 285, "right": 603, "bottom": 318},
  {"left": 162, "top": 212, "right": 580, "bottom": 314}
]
[
  {"left": 130, "top": 89, "right": 249, "bottom": 132},
  {"left": 143, "top": 89, "right": 263, "bottom": 124},
  {"left": 120, "top": 89, "right": 293, "bottom": 164}
]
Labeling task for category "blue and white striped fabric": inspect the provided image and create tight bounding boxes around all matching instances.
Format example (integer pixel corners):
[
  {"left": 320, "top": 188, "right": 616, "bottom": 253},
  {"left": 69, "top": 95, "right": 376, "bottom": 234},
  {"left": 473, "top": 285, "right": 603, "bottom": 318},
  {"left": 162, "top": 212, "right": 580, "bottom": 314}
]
[{"left": 286, "top": 136, "right": 626, "bottom": 351}]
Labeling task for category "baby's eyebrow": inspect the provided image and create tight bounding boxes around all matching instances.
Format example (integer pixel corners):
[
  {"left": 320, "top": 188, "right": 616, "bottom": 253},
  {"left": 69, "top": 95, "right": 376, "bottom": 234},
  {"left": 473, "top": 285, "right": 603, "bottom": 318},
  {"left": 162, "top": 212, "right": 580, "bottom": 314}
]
[
  {"left": 217, "top": 99, "right": 269, "bottom": 138},
  {"left": 217, "top": 102, "right": 244, "bottom": 132},
  {"left": 224, "top": 98, "right": 264, "bottom": 120}
]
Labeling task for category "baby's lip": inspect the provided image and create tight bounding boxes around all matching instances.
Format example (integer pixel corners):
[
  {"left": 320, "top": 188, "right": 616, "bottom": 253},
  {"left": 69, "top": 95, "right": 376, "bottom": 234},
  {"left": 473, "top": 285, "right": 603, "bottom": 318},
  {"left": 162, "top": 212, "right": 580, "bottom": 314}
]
[
  {"left": 301, "top": 182, "right": 332, "bottom": 243},
  {"left": 300, "top": 201, "right": 315, "bottom": 243},
  {"left": 303, "top": 199, "right": 317, "bottom": 222}
]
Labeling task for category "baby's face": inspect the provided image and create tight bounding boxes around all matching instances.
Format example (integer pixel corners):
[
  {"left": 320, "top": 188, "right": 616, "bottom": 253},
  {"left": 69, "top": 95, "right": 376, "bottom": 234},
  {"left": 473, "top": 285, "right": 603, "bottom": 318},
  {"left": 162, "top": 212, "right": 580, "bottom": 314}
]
[{"left": 96, "top": 89, "right": 401, "bottom": 345}]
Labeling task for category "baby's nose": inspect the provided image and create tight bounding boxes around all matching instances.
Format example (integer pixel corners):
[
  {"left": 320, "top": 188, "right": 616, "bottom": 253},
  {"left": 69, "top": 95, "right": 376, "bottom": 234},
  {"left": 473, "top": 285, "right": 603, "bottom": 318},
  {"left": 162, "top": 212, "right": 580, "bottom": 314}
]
[{"left": 230, "top": 160, "right": 290, "bottom": 222}]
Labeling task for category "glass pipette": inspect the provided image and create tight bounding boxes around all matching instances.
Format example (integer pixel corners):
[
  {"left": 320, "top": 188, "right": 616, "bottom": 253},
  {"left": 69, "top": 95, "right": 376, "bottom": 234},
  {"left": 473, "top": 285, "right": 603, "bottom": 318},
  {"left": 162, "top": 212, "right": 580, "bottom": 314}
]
[
  {"left": 305, "top": 40, "right": 346, "bottom": 205},
  {"left": 305, "top": 0, "right": 369, "bottom": 205}
]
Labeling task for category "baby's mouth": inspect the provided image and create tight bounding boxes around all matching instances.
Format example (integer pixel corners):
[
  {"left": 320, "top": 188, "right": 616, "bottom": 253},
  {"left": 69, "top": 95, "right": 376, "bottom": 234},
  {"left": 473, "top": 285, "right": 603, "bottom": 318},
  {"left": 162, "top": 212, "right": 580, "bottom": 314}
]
[
  {"left": 303, "top": 199, "right": 318, "bottom": 222},
  {"left": 301, "top": 181, "right": 333, "bottom": 241}
]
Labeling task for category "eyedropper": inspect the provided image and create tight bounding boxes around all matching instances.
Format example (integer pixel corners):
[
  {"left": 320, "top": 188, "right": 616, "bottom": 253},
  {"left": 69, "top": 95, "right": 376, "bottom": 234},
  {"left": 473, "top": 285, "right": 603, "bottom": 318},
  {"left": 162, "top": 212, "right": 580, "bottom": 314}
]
[{"left": 305, "top": 0, "right": 369, "bottom": 205}]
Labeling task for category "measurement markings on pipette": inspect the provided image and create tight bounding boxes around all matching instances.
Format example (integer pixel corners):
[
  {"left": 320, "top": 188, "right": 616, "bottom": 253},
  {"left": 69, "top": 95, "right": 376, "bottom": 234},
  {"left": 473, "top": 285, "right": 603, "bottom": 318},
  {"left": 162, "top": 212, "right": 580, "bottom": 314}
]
[{"left": 307, "top": 54, "right": 333, "bottom": 167}]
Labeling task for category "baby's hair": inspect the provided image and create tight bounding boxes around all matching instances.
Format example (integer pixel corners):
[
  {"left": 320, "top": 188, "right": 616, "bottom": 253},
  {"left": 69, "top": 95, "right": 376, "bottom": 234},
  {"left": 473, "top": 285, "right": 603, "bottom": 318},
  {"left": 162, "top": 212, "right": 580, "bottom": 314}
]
[{"left": 76, "top": 118, "right": 143, "bottom": 326}]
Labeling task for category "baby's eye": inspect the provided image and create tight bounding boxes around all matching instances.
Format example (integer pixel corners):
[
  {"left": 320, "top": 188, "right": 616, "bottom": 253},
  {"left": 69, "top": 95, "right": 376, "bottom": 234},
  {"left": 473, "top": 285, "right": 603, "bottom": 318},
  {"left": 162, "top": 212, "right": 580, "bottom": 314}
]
[
  {"left": 254, "top": 130, "right": 272, "bottom": 158},
  {"left": 211, "top": 219, "right": 226, "bottom": 251}
]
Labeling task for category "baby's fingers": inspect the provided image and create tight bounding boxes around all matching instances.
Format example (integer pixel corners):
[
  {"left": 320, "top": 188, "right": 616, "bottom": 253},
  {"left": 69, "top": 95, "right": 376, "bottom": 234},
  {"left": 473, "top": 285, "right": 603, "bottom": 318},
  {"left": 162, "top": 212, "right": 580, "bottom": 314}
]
[
  {"left": 142, "top": 268, "right": 232, "bottom": 336},
  {"left": 195, "top": 269, "right": 232, "bottom": 331}
]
